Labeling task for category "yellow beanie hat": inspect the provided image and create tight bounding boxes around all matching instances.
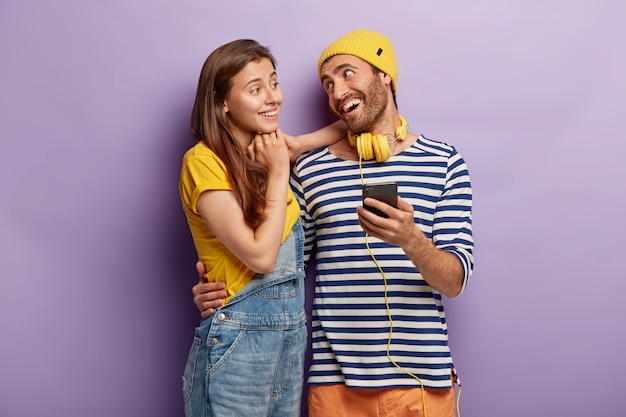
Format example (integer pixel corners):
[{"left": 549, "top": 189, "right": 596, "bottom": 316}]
[{"left": 318, "top": 29, "right": 397, "bottom": 95}]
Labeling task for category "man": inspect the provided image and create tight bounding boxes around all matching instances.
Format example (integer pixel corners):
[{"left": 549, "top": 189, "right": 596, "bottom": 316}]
[{"left": 193, "top": 29, "right": 473, "bottom": 417}]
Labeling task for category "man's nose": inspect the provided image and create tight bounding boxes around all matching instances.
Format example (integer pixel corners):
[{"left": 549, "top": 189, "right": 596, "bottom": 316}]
[{"left": 332, "top": 80, "right": 350, "bottom": 101}]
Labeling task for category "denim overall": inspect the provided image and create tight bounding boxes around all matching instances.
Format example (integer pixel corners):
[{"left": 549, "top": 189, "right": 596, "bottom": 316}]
[{"left": 183, "top": 220, "right": 307, "bottom": 417}]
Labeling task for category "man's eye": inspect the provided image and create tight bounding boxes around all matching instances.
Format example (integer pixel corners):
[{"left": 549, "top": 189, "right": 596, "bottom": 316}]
[
  {"left": 325, "top": 81, "right": 334, "bottom": 90},
  {"left": 344, "top": 69, "right": 354, "bottom": 77}
]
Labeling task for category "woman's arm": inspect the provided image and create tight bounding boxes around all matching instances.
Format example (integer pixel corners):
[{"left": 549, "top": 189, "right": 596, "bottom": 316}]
[
  {"left": 197, "top": 131, "right": 291, "bottom": 274},
  {"left": 284, "top": 120, "right": 346, "bottom": 161}
]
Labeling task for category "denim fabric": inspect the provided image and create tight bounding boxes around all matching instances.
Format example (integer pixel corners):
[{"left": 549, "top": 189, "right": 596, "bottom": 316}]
[{"left": 183, "top": 220, "right": 307, "bottom": 417}]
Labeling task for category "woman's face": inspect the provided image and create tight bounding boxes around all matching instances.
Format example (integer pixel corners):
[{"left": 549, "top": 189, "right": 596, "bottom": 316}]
[{"left": 223, "top": 58, "right": 283, "bottom": 144}]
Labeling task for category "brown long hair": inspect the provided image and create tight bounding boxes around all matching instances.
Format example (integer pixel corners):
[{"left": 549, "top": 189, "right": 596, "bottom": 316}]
[{"left": 190, "top": 39, "right": 277, "bottom": 229}]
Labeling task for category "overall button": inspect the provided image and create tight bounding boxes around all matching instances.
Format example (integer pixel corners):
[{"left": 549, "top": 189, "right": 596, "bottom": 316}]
[{"left": 217, "top": 312, "right": 226, "bottom": 321}]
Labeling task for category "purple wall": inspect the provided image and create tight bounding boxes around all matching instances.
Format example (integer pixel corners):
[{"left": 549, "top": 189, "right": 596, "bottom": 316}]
[{"left": 1, "top": 0, "right": 625, "bottom": 415}]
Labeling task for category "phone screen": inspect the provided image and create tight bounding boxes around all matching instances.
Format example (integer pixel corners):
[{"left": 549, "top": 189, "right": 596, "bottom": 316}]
[{"left": 362, "top": 182, "right": 397, "bottom": 218}]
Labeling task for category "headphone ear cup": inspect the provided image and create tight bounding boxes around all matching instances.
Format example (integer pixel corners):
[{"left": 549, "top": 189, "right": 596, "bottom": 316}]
[
  {"left": 350, "top": 116, "right": 406, "bottom": 161},
  {"left": 356, "top": 135, "right": 364, "bottom": 158},
  {"left": 348, "top": 132, "right": 357, "bottom": 147},
  {"left": 356, "top": 133, "right": 391, "bottom": 161},
  {"left": 357, "top": 133, "right": 375, "bottom": 160},
  {"left": 372, "top": 135, "right": 390, "bottom": 162},
  {"left": 396, "top": 115, "right": 408, "bottom": 140}
]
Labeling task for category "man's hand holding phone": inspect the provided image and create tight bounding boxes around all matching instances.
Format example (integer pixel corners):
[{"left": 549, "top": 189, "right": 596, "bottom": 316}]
[
  {"left": 362, "top": 182, "right": 397, "bottom": 218},
  {"left": 358, "top": 182, "right": 422, "bottom": 249}
]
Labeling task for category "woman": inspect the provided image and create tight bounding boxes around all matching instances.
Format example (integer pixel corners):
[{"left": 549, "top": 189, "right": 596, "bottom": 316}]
[{"left": 179, "top": 39, "right": 342, "bottom": 417}]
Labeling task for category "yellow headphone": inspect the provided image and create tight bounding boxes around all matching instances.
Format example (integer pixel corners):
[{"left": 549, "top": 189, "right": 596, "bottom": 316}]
[{"left": 348, "top": 115, "right": 408, "bottom": 162}]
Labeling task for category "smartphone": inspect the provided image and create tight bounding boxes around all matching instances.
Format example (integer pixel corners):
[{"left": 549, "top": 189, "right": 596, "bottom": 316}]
[{"left": 362, "top": 182, "right": 397, "bottom": 218}]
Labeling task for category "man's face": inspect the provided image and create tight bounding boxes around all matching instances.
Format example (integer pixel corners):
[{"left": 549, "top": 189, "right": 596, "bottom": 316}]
[{"left": 319, "top": 54, "right": 389, "bottom": 134}]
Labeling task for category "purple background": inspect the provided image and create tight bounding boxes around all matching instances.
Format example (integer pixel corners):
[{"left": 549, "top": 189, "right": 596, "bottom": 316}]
[{"left": 1, "top": 0, "right": 625, "bottom": 415}]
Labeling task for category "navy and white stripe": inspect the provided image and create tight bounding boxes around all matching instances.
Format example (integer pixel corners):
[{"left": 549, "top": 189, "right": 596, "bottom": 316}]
[{"left": 290, "top": 135, "right": 473, "bottom": 389}]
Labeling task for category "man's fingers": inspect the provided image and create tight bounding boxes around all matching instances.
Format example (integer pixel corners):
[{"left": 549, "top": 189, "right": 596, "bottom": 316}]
[
  {"left": 193, "top": 285, "right": 226, "bottom": 299},
  {"left": 196, "top": 261, "right": 207, "bottom": 278},
  {"left": 199, "top": 297, "right": 224, "bottom": 318},
  {"left": 201, "top": 298, "right": 223, "bottom": 310}
]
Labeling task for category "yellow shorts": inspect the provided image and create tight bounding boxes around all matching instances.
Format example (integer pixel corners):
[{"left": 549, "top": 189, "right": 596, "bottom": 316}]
[{"left": 308, "top": 380, "right": 456, "bottom": 417}]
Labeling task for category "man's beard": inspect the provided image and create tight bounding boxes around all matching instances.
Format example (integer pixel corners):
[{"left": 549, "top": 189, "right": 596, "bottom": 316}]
[{"left": 341, "top": 79, "right": 389, "bottom": 134}]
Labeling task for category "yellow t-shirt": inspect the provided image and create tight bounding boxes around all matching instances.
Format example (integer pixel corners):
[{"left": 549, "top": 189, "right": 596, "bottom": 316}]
[{"left": 179, "top": 141, "right": 300, "bottom": 303}]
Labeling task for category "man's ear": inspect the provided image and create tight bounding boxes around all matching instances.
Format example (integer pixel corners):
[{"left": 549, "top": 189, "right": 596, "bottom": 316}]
[
  {"left": 378, "top": 71, "right": 391, "bottom": 92},
  {"left": 379, "top": 72, "right": 392, "bottom": 89}
]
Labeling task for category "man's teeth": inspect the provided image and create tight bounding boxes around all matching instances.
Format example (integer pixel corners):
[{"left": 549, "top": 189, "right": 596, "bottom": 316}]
[
  {"left": 260, "top": 111, "right": 277, "bottom": 117},
  {"left": 342, "top": 99, "right": 360, "bottom": 113}
]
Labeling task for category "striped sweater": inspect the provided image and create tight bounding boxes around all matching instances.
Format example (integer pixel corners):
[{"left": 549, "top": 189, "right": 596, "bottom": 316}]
[{"left": 290, "top": 135, "right": 474, "bottom": 389}]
